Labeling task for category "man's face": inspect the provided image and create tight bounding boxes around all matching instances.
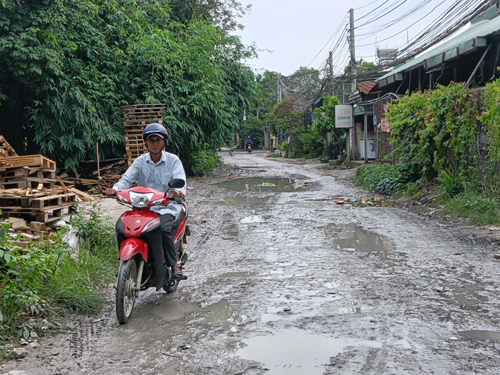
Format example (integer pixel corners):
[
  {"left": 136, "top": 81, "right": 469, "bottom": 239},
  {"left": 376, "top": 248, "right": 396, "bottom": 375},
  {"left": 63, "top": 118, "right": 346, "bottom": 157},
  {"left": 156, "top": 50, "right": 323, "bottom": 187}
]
[{"left": 146, "top": 135, "right": 164, "bottom": 153}]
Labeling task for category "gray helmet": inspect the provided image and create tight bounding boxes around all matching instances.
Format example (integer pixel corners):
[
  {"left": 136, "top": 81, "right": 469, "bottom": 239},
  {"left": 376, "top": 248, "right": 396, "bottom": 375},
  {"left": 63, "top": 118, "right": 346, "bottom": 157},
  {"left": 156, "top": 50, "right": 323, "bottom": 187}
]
[{"left": 143, "top": 123, "right": 168, "bottom": 141}]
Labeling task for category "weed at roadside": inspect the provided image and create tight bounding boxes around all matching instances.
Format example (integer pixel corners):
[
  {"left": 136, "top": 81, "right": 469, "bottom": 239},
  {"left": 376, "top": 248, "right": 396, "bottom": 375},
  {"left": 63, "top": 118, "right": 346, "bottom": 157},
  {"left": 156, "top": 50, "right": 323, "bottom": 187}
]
[
  {"left": 443, "top": 193, "right": 500, "bottom": 226},
  {"left": 0, "top": 201, "right": 117, "bottom": 342}
]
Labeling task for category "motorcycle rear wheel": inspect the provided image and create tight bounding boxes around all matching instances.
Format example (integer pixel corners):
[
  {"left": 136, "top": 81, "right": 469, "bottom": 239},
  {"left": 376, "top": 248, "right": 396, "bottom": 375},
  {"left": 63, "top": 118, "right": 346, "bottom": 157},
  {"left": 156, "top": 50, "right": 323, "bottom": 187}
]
[{"left": 116, "top": 258, "right": 138, "bottom": 324}]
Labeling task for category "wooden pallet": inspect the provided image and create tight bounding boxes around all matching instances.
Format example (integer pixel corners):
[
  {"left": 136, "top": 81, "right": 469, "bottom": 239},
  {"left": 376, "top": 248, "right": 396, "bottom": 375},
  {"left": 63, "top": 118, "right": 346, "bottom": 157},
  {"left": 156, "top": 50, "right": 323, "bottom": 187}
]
[
  {"left": 0, "top": 168, "right": 55, "bottom": 180},
  {"left": 32, "top": 193, "right": 76, "bottom": 209},
  {"left": 0, "top": 155, "right": 56, "bottom": 171},
  {"left": 0, "top": 178, "right": 55, "bottom": 190},
  {"left": 122, "top": 104, "right": 166, "bottom": 165},
  {"left": 0, "top": 204, "right": 73, "bottom": 223},
  {"left": 0, "top": 135, "right": 17, "bottom": 157},
  {"left": 0, "top": 193, "right": 77, "bottom": 209}
]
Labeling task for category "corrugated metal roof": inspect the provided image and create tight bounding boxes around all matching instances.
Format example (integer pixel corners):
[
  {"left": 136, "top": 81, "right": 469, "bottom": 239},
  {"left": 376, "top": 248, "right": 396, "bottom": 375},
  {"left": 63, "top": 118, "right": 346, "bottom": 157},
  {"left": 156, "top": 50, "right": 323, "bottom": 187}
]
[
  {"left": 378, "top": 8, "right": 500, "bottom": 87},
  {"left": 358, "top": 81, "right": 378, "bottom": 95}
]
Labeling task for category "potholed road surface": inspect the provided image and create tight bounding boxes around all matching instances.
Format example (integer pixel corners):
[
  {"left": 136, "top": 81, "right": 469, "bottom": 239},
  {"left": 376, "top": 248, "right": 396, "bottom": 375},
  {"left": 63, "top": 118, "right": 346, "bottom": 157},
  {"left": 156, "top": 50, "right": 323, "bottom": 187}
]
[{"left": 3, "top": 151, "right": 500, "bottom": 375}]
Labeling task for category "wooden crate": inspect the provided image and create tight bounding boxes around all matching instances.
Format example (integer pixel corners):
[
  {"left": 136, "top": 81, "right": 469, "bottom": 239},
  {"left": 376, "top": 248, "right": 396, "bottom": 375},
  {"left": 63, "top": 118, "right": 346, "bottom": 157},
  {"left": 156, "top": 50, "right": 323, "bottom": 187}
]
[
  {"left": 0, "top": 155, "right": 56, "bottom": 171},
  {"left": 122, "top": 104, "right": 165, "bottom": 165}
]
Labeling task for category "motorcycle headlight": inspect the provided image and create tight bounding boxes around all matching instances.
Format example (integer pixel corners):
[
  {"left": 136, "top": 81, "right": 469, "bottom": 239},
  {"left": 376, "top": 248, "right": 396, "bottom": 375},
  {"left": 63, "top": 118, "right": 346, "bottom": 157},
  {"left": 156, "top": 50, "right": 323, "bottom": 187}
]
[{"left": 129, "top": 192, "right": 154, "bottom": 208}]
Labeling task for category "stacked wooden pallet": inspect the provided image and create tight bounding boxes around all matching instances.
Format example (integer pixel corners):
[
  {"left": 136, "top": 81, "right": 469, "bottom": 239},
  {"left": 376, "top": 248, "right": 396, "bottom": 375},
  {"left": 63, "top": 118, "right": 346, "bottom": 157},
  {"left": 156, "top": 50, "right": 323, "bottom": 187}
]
[
  {"left": 0, "top": 135, "right": 17, "bottom": 157},
  {"left": 0, "top": 187, "right": 75, "bottom": 224},
  {"left": 0, "top": 147, "right": 74, "bottom": 228},
  {"left": 0, "top": 154, "right": 56, "bottom": 170},
  {"left": 122, "top": 104, "right": 165, "bottom": 165},
  {"left": 0, "top": 165, "right": 57, "bottom": 189}
]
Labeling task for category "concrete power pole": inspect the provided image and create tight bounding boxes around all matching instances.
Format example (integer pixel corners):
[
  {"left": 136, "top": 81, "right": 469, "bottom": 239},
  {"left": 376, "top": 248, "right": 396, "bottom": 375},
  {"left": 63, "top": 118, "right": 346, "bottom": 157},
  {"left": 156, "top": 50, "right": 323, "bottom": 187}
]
[
  {"left": 277, "top": 73, "right": 283, "bottom": 104},
  {"left": 349, "top": 8, "right": 357, "bottom": 160},
  {"left": 328, "top": 51, "right": 334, "bottom": 96},
  {"left": 349, "top": 8, "right": 356, "bottom": 94}
]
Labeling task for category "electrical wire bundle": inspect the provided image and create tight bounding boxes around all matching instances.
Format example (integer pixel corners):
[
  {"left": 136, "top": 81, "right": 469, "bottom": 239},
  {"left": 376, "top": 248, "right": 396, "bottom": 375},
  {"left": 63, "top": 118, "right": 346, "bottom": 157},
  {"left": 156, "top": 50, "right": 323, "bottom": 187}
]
[{"left": 309, "top": 0, "right": 494, "bottom": 84}]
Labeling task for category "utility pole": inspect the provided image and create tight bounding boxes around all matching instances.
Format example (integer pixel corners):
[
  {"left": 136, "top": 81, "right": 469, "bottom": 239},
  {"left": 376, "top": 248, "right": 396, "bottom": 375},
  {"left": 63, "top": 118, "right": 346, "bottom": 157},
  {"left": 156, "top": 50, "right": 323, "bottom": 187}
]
[
  {"left": 277, "top": 73, "right": 283, "bottom": 104},
  {"left": 349, "top": 8, "right": 356, "bottom": 94},
  {"left": 349, "top": 8, "right": 357, "bottom": 160},
  {"left": 328, "top": 51, "right": 334, "bottom": 96}
]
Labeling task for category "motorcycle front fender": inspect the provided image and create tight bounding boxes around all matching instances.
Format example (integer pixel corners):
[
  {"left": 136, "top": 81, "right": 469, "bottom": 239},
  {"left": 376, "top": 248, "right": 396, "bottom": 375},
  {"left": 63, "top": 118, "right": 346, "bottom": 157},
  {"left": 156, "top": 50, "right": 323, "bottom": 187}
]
[{"left": 118, "top": 238, "right": 148, "bottom": 262}]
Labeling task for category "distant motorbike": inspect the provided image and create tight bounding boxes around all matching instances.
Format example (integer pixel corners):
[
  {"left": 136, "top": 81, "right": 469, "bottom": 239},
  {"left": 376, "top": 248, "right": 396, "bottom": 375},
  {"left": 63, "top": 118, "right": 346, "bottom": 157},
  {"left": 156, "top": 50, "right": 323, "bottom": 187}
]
[
  {"left": 247, "top": 144, "right": 253, "bottom": 153},
  {"left": 113, "top": 179, "right": 189, "bottom": 324}
]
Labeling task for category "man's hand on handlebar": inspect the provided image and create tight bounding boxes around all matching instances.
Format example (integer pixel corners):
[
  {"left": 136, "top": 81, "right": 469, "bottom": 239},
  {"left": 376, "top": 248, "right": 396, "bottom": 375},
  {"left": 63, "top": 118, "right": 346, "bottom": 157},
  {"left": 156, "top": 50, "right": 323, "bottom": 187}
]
[
  {"left": 171, "top": 190, "right": 185, "bottom": 201},
  {"left": 105, "top": 188, "right": 116, "bottom": 196}
]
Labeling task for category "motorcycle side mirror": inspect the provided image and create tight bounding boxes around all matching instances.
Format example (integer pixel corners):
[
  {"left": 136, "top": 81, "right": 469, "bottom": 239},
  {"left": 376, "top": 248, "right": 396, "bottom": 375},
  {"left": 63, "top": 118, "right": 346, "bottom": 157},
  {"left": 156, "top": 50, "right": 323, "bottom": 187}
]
[{"left": 168, "top": 179, "right": 186, "bottom": 189}]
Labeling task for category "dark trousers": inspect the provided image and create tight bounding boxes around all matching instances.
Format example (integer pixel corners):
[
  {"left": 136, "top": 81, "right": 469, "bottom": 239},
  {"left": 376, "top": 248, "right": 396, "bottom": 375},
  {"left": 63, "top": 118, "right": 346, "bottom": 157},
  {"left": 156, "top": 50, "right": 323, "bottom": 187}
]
[{"left": 160, "top": 213, "right": 177, "bottom": 267}]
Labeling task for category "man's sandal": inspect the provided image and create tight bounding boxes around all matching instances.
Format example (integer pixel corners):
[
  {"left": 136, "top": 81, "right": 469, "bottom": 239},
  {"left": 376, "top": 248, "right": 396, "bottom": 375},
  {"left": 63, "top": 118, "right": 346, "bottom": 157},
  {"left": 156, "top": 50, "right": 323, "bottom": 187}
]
[{"left": 172, "top": 268, "right": 185, "bottom": 280}]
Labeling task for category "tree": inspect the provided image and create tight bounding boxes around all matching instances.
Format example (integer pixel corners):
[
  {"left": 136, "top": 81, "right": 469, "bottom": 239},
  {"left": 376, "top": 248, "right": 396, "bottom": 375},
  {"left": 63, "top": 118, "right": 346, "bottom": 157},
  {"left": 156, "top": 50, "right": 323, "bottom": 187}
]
[
  {"left": 281, "top": 66, "right": 323, "bottom": 110},
  {"left": 312, "top": 95, "right": 345, "bottom": 158},
  {"left": 170, "top": 0, "right": 252, "bottom": 31},
  {"left": 0, "top": 0, "right": 257, "bottom": 169}
]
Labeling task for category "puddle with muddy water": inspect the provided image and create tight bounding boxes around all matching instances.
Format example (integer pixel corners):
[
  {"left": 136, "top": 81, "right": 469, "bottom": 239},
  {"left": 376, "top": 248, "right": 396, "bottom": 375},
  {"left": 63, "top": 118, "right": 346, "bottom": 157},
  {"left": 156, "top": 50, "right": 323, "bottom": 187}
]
[
  {"left": 214, "top": 177, "right": 310, "bottom": 193},
  {"left": 217, "top": 194, "right": 271, "bottom": 209},
  {"left": 325, "top": 224, "right": 392, "bottom": 253},
  {"left": 236, "top": 328, "right": 381, "bottom": 374},
  {"left": 458, "top": 330, "right": 500, "bottom": 341}
]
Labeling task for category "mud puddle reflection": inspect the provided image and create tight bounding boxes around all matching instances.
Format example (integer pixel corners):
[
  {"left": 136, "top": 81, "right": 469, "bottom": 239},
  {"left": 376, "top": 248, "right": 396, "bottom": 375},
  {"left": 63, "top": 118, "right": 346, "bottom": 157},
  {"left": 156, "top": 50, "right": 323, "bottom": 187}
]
[
  {"left": 236, "top": 328, "right": 381, "bottom": 374},
  {"left": 458, "top": 330, "right": 500, "bottom": 341},
  {"left": 217, "top": 194, "right": 271, "bottom": 209},
  {"left": 214, "top": 177, "right": 309, "bottom": 192},
  {"left": 326, "top": 224, "right": 392, "bottom": 253}
]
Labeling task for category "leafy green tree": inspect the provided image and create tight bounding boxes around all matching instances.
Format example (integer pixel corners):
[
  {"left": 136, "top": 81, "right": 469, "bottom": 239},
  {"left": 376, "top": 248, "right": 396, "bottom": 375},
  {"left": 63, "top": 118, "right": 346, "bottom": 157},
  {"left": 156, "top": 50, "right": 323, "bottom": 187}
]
[
  {"left": 170, "top": 0, "right": 251, "bottom": 31},
  {"left": 312, "top": 95, "right": 345, "bottom": 157},
  {"left": 282, "top": 66, "right": 323, "bottom": 110},
  {"left": 0, "top": 0, "right": 256, "bottom": 171}
]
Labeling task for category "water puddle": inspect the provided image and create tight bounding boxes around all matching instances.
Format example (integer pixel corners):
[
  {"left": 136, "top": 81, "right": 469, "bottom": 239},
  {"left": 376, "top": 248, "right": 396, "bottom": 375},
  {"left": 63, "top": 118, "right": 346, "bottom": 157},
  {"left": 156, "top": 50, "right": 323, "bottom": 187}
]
[
  {"left": 149, "top": 300, "right": 201, "bottom": 322},
  {"left": 237, "top": 328, "right": 381, "bottom": 374},
  {"left": 214, "top": 177, "right": 310, "bottom": 192},
  {"left": 326, "top": 224, "right": 392, "bottom": 253},
  {"left": 217, "top": 194, "right": 271, "bottom": 208},
  {"left": 431, "top": 282, "right": 489, "bottom": 309},
  {"left": 458, "top": 330, "right": 500, "bottom": 341}
]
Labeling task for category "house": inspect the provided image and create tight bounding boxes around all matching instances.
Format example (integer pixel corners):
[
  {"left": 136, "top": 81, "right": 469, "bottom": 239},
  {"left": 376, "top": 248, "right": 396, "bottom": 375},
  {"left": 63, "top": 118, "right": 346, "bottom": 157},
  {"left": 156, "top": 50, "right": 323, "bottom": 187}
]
[{"left": 348, "top": 2, "right": 500, "bottom": 161}]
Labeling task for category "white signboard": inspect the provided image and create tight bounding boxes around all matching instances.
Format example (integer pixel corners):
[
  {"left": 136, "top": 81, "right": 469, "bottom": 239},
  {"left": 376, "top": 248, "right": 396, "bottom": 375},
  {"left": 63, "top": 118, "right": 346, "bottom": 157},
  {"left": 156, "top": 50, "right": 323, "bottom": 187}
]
[{"left": 335, "top": 105, "right": 352, "bottom": 128}]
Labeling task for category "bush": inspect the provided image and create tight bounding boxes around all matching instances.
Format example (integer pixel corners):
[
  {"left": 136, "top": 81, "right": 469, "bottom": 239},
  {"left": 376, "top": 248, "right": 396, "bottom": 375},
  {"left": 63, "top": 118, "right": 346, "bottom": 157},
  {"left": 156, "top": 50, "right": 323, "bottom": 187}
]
[
  {"left": 436, "top": 166, "right": 464, "bottom": 198},
  {"left": 280, "top": 141, "right": 289, "bottom": 151},
  {"left": 0, "top": 202, "right": 117, "bottom": 340},
  {"left": 184, "top": 147, "right": 223, "bottom": 177},
  {"left": 355, "top": 163, "right": 421, "bottom": 195}
]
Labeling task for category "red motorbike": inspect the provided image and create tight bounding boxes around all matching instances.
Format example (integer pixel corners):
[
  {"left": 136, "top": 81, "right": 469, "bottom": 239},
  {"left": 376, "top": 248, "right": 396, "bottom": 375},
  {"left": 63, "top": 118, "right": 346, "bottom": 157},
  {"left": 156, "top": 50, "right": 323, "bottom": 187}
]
[{"left": 113, "top": 179, "right": 189, "bottom": 324}]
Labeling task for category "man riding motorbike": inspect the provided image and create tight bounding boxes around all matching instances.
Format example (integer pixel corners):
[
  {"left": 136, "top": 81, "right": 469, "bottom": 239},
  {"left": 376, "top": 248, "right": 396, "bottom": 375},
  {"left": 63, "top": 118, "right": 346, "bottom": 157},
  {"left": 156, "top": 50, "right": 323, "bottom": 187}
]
[
  {"left": 105, "top": 123, "right": 187, "bottom": 289},
  {"left": 246, "top": 136, "right": 253, "bottom": 151}
]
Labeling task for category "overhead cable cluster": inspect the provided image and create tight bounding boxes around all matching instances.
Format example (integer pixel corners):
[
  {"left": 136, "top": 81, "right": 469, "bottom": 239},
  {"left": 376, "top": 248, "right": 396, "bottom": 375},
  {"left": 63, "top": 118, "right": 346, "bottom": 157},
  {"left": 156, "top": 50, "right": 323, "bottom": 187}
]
[{"left": 308, "top": 0, "right": 494, "bottom": 86}]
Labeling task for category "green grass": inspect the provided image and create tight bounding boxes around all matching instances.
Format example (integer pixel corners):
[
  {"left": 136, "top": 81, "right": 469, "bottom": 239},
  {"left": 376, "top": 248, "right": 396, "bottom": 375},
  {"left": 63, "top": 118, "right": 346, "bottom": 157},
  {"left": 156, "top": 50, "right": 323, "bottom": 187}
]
[
  {"left": 443, "top": 192, "right": 500, "bottom": 226},
  {"left": 0, "top": 202, "right": 118, "bottom": 341}
]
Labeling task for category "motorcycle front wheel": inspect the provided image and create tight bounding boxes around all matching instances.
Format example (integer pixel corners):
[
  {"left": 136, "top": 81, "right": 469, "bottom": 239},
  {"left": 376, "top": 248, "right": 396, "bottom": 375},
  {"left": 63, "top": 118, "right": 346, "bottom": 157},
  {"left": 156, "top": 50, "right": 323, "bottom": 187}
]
[
  {"left": 116, "top": 258, "right": 138, "bottom": 324},
  {"left": 163, "top": 279, "right": 178, "bottom": 293}
]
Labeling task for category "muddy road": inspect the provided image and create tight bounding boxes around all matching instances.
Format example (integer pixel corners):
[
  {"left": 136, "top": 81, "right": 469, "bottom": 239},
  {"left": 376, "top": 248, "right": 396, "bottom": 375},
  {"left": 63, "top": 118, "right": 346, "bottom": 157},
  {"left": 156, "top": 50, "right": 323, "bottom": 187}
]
[{"left": 3, "top": 151, "right": 500, "bottom": 375}]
